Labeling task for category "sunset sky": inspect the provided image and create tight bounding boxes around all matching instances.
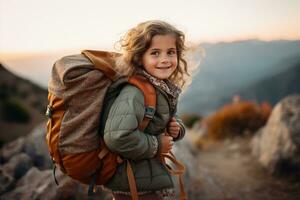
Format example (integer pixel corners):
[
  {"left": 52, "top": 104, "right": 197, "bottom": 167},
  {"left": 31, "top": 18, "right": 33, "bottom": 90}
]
[{"left": 1, "top": 0, "right": 300, "bottom": 55}]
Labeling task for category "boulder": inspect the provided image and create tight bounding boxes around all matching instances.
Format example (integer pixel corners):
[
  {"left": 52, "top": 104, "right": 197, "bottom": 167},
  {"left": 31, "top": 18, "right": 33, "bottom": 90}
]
[
  {"left": 0, "top": 121, "right": 112, "bottom": 199},
  {"left": 24, "top": 122, "right": 52, "bottom": 169},
  {"left": 0, "top": 137, "right": 26, "bottom": 164},
  {"left": 2, "top": 153, "right": 32, "bottom": 179},
  {"left": 0, "top": 121, "right": 51, "bottom": 170},
  {"left": 0, "top": 152, "right": 33, "bottom": 196},
  {"left": 1, "top": 167, "right": 54, "bottom": 200},
  {"left": 0, "top": 167, "right": 14, "bottom": 195},
  {"left": 1, "top": 167, "right": 112, "bottom": 200},
  {"left": 252, "top": 95, "right": 300, "bottom": 174}
]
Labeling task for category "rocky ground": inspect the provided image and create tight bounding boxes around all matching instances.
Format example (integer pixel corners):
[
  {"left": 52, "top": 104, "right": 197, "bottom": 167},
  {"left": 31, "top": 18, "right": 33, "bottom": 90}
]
[
  {"left": 1, "top": 125, "right": 300, "bottom": 200},
  {"left": 187, "top": 135, "right": 300, "bottom": 200}
]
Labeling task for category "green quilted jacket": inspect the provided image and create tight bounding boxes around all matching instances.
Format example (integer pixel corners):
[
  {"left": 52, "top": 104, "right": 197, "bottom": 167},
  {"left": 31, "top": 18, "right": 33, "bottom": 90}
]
[{"left": 103, "top": 84, "right": 185, "bottom": 193}]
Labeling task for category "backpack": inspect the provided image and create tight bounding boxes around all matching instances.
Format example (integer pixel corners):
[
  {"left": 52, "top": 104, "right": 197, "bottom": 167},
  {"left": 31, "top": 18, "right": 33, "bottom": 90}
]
[{"left": 46, "top": 50, "right": 186, "bottom": 200}]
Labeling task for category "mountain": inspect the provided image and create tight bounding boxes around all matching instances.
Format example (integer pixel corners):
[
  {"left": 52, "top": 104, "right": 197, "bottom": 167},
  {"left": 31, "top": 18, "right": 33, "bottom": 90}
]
[
  {"left": 0, "top": 52, "right": 68, "bottom": 89},
  {"left": 0, "top": 63, "right": 47, "bottom": 146},
  {"left": 231, "top": 60, "right": 300, "bottom": 105},
  {"left": 178, "top": 40, "right": 300, "bottom": 115}
]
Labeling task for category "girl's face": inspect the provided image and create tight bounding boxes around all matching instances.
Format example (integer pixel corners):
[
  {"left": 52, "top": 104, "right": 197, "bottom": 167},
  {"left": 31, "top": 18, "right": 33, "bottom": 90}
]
[{"left": 142, "top": 34, "right": 178, "bottom": 80}]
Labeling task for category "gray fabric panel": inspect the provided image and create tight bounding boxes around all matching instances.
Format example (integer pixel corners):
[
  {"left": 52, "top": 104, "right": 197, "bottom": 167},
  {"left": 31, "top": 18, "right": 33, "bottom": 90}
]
[{"left": 48, "top": 54, "right": 112, "bottom": 154}]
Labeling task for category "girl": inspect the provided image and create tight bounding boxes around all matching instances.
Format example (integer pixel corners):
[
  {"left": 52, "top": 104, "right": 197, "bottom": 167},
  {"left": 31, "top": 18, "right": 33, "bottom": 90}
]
[{"left": 103, "top": 20, "right": 189, "bottom": 200}]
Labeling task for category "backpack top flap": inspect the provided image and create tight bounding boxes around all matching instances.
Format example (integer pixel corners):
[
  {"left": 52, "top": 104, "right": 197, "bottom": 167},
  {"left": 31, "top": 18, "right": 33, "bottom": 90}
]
[
  {"left": 81, "top": 50, "right": 121, "bottom": 81},
  {"left": 48, "top": 52, "right": 120, "bottom": 155}
]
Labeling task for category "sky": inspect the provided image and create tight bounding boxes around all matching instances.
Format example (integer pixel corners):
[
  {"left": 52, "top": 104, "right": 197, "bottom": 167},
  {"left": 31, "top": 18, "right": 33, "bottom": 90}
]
[{"left": 1, "top": 0, "right": 300, "bottom": 54}]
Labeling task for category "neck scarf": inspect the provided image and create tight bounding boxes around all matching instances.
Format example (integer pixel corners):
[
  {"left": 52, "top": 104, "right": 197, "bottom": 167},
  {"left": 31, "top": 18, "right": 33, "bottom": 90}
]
[{"left": 138, "top": 69, "right": 181, "bottom": 114}]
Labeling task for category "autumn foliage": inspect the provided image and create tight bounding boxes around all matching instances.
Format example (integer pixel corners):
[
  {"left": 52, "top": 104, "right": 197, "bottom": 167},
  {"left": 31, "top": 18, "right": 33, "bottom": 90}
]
[{"left": 205, "top": 101, "right": 272, "bottom": 140}]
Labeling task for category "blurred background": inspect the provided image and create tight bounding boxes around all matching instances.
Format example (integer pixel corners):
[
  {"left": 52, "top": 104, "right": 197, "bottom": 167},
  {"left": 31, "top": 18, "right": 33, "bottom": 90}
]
[{"left": 1, "top": 0, "right": 300, "bottom": 199}]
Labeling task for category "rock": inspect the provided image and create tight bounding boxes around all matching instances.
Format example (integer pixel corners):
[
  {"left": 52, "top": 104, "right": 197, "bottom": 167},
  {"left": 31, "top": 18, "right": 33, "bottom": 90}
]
[
  {"left": 0, "top": 167, "right": 14, "bottom": 194},
  {"left": 0, "top": 121, "right": 51, "bottom": 170},
  {"left": 0, "top": 121, "right": 113, "bottom": 199},
  {"left": 0, "top": 153, "right": 33, "bottom": 195},
  {"left": 2, "top": 153, "right": 32, "bottom": 179},
  {"left": 252, "top": 95, "right": 300, "bottom": 174},
  {"left": 228, "top": 143, "right": 240, "bottom": 151},
  {"left": 1, "top": 167, "right": 54, "bottom": 200},
  {"left": 0, "top": 137, "right": 26, "bottom": 164},
  {"left": 24, "top": 122, "right": 52, "bottom": 169},
  {"left": 1, "top": 167, "right": 112, "bottom": 200},
  {"left": 52, "top": 169, "right": 112, "bottom": 200}
]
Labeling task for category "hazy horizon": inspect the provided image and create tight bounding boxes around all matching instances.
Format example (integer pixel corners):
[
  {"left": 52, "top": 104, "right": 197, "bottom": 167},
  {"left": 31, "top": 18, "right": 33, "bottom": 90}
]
[
  {"left": 1, "top": 0, "right": 300, "bottom": 53},
  {"left": 1, "top": 38, "right": 299, "bottom": 59},
  {"left": 1, "top": 39, "right": 299, "bottom": 90}
]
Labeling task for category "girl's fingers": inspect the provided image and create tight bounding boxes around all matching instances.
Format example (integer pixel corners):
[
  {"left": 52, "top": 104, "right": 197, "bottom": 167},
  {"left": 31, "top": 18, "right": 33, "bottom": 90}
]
[
  {"left": 169, "top": 121, "right": 179, "bottom": 127},
  {"left": 169, "top": 131, "right": 179, "bottom": 137},
  {"left": 169, "top": 127, "right": 180, "bottom": 132},
  {"left": 168, "top": 117, "right": 176, "bottom": 124},
  {"left": 167, "top": 118, "right": 180, "bottom": 139}
]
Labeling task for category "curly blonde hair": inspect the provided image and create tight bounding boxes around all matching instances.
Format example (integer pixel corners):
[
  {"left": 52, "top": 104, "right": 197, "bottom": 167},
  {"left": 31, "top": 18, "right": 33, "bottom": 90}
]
[{"left": 115, "top": 20, "right": 189, "bottom": 88}]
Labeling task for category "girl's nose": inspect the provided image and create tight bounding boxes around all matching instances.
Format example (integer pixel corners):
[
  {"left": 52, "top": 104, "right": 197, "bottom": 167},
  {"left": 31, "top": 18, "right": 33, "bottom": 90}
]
[{"left": 161, "top": 56, "right": 170, "bottom": 64}]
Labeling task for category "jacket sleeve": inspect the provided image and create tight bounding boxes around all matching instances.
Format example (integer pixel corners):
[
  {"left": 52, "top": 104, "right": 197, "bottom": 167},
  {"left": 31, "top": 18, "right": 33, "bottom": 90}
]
[{"left": 103, "top": 86, "right": 159, "bottom": 160}]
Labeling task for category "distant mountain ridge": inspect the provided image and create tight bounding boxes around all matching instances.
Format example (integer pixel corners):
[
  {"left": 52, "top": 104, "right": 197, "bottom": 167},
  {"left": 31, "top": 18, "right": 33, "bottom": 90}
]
[
  {"left": 233, "top": 60, "right": 300, "bottom": 105},
  {"left": 0, "top": 63, "right": 47, "bottom": 146},
  {"left": 178, "top": 39, "right": 300, "bottom": 115}
]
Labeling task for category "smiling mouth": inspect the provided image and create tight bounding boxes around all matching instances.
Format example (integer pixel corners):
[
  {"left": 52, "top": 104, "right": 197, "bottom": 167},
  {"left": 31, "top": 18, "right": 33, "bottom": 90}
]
[{"left": 157, "top": 66, "right": 172, "bottom": 69}]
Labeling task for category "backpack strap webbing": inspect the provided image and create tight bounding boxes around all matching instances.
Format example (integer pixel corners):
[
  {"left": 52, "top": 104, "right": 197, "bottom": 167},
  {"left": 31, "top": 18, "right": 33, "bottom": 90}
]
[
  {"left": 81, "top": 50, "right": 121, "bottom": 81},
  {"left": 128, "top": 75, "right": 156, "bottom": 132},
  {"left": 160, "top": 152, "right": 187, "bottom": 200},
  {"left": 124, "top": 75, "right": 156, "bottom": 200}
]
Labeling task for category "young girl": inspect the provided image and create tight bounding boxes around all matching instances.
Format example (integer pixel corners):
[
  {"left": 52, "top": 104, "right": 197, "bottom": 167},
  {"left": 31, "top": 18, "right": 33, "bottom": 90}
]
[{"left": 103, "top": 20, "right": 189, "bottom": 200}]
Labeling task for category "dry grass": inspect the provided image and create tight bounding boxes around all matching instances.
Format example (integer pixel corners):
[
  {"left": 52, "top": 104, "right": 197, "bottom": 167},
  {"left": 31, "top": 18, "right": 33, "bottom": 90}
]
[{"left": 205, "top": 101, "right": 272, "bottom": 140}]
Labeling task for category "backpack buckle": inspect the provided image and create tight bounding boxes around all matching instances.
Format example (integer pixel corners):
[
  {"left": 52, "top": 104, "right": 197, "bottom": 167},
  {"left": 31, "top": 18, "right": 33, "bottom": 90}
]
[
  {"left": 145, "top": 106, "right": 155, "bottom": 119},
  {"left": 45, "top": 105, "right": 52, "bottom": 118}
]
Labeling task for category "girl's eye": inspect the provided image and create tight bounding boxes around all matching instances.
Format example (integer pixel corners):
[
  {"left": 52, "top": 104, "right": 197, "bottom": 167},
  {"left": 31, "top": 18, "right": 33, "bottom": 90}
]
[
  {"left": 168, "top": 50, "right": 177, "bottom": 56},
  {"left": 150, "top": 51, "right": 159, "bottom": 56}
]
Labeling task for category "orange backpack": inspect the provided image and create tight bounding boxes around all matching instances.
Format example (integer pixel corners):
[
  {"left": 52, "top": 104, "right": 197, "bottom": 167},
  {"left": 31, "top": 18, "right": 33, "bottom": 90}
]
[{"left": 45, "top": 50, "right": 156, "bottom": 197}]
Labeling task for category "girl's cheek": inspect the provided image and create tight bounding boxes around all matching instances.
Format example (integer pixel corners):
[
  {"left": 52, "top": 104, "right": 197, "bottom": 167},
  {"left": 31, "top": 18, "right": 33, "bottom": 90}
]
[{"left": 148, "top": 60, "right": 157, "bottom": 66}]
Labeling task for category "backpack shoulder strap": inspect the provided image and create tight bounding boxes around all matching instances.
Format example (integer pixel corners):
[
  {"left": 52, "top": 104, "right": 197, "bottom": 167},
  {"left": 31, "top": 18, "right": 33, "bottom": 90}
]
[
  {"left": 126, "top": 75, "right": 156, "bottom": 200},
  {"left": 81, "top": 50, "right": 121, "bottom": 81},
  {"left": 128, "top": 75, "right": 156, "bottom": 131}
]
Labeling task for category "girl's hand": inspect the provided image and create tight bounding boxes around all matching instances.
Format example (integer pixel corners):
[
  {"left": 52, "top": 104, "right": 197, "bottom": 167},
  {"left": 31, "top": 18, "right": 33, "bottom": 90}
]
[
  {"left": 160, "top": 134, "right": 174, "bottom": 154},
  {"left": 167, "top": 117, "right": 180, "bottom": 139}
]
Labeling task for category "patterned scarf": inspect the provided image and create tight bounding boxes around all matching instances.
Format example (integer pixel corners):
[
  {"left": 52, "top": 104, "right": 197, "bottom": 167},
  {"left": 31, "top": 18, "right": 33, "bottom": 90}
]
[{"left": 137, "top": 69, "right": 182, "bottom": 114}]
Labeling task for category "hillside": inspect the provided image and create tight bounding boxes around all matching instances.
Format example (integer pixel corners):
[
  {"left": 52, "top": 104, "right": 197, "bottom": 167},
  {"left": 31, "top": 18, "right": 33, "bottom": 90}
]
[
  {"left": 0, "top": 63, "right": 47, "bottom": 147},
  {"left": 231, "top": 60, "right": 300, "bottom": 105}
]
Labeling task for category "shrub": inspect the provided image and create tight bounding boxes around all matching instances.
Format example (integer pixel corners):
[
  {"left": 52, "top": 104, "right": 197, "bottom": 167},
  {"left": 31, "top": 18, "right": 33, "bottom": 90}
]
[
  {"left": 0, "top": 83, "right": 9, "bottom": 99},
  {"left": 0, "top": 139, "right": 4, "bottom": 148},
  {"left": 2, "top": 98, "right": 31, "bottom": 123},
  {"left": 180, "top": 113, "right": 202, "bottom": 128},
  {"left": 206, "top": 101, "right": 272, "bottom": 140},
  {"left": 19, "top": 90, "right": 29, "bottom": 99}
]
